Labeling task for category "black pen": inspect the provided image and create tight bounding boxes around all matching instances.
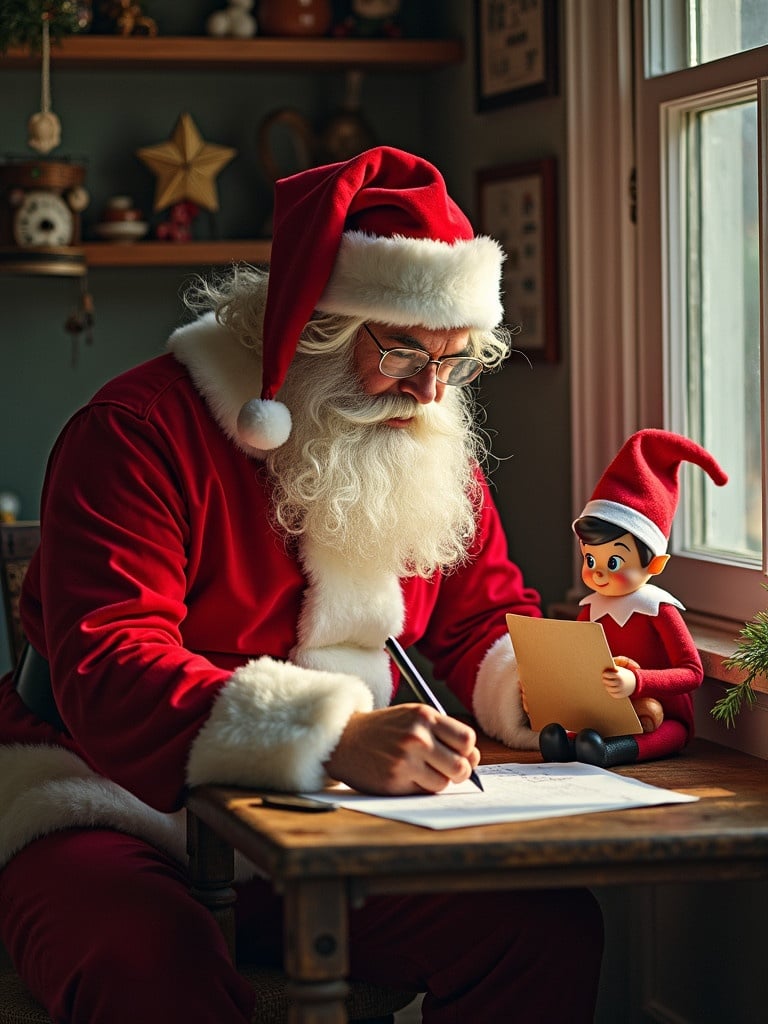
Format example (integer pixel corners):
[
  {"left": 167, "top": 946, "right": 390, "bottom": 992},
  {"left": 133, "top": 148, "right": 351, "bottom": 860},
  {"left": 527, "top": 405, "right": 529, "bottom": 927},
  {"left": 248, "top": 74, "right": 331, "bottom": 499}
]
[{"left": 385, "top": 636, "right": 484, "bottom": 792}]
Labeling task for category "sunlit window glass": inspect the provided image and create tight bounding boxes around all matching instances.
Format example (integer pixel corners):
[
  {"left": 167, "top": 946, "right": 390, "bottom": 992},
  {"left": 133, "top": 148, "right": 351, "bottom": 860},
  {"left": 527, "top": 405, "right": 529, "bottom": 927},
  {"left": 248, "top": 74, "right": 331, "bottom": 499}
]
[
  {"left": 646, "top": 0, "right": 768, "bottom": 76},
  {"left": 677, "top": 99, "right": 760, "bottom": 563}
]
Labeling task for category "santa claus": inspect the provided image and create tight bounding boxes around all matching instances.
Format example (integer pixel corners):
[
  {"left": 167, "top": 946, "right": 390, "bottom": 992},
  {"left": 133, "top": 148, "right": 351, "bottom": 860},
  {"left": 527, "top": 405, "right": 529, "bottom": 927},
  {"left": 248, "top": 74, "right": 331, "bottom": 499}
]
[{"left": 0, "top": 146, "right": 602, "bottom": 1023}]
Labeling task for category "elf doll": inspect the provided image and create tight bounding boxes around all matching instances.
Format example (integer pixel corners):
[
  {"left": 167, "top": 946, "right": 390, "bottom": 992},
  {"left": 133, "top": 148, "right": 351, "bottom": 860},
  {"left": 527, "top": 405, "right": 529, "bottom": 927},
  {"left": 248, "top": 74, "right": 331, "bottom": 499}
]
[{"left": 539, "top": 429, "right": 728, "bottom": 768}]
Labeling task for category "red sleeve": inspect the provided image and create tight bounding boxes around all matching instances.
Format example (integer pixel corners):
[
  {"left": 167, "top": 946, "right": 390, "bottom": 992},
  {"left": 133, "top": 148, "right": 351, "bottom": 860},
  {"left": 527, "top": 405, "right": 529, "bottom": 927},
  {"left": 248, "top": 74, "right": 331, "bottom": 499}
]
[
  {"left": 409, "top": 471, "right": 541, "bottom": 712},
  {"left": 25, "top": 402, "right": 232, "bottom": 811},
  {"left": 632, "top": 605, "right": 704, "bottom": 698}
]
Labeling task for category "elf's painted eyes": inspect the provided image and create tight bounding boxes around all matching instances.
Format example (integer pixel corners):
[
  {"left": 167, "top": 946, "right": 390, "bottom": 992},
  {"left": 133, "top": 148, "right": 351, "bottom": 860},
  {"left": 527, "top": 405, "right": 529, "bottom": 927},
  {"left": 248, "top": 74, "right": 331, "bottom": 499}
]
[{"left": 585, "top": 553, "right": 624, "bottom": 572}]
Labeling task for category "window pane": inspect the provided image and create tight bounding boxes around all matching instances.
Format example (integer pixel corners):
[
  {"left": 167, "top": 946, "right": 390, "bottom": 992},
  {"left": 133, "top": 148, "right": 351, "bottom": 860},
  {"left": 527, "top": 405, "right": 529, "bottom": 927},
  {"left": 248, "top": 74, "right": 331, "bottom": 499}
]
[
  {"left": 679, "top": 100, "right": 760, "bottom": 564},
  {"left": 646, "top": 0, "right": 768, "bottom": 76}
]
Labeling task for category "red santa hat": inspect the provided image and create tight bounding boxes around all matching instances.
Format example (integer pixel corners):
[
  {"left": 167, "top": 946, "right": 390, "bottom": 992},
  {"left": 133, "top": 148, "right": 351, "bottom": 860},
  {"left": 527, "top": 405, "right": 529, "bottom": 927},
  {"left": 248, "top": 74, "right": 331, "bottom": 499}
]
[
  {"left": 236, "top": 146, "right": 505, "bottom": 450},
  {"left": 574, "top": 429, "right": 728, "bottom": 556}
]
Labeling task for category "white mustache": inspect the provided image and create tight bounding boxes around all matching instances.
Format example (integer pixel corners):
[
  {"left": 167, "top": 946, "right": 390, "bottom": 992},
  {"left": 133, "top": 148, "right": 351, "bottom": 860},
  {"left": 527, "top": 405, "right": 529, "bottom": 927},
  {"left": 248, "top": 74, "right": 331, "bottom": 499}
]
[{"left": 335, "top": 393, "right": 422, "bottom": 426}]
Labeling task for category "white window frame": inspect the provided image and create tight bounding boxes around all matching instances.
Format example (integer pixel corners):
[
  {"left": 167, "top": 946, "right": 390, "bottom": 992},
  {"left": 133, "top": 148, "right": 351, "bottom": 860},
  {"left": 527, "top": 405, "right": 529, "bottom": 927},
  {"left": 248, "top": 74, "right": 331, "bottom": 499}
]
[
  {"left": 635, "top": 23, "right": 768, "bottom": 627},
  {"left": 565, "top": 0, "right": 768, "bottom": 628}
]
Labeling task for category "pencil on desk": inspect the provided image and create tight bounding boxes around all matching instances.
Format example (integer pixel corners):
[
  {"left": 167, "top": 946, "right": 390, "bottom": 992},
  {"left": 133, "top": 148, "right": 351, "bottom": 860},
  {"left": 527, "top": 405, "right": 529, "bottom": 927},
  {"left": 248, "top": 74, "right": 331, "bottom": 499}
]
[{"left": 385, "top": 636, "right": 484, "bottom": 792}]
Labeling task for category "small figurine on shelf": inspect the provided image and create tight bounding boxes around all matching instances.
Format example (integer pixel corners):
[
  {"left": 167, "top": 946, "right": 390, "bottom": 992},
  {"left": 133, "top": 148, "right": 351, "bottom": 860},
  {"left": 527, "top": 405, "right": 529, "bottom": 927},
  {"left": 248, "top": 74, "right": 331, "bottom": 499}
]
[
  {"left": 156, "top": 200, "right": 200, "bottom": 242},
  {"left": 97, "top": 1, "right": 158, "bottom": 36},
  {"left": 206, "top": 0, "right": 257, "bottom": 38},
  {"left": 95, "top": 195, "right": 148, "bottom": 242},
  {"left": 539, "top": 429, "right": 728, "bottom": 768},
  {"left": 0, "top": 492, "right": 21, "bottom": 524},
  {"left": 332, "top": 0, "right": 402, "bottom": 38}
]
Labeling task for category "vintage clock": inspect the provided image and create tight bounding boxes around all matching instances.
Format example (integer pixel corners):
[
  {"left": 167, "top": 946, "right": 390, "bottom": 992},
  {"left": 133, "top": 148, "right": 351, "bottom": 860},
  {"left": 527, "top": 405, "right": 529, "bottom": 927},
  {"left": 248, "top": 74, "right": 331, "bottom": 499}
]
[{"left": 0, "top": 158, "right": 89, "bottom": 276}]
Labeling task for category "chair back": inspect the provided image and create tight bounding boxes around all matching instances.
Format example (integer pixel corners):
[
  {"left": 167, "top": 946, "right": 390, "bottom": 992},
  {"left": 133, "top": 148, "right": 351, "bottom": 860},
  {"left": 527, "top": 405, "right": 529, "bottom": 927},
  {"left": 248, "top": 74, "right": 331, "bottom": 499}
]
[{"left": 0, "top": 521, "right": 40, "bottom": 668}]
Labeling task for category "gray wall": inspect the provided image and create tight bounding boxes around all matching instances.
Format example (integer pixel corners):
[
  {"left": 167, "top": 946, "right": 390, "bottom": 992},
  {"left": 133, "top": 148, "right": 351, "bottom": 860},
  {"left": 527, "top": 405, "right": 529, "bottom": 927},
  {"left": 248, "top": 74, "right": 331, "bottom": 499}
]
[
  {"left": 426, "top": 2, "right": 571, "bottom": 613},
  {"left": 0, "top": 2, "right": 570, "bottom": 660}
]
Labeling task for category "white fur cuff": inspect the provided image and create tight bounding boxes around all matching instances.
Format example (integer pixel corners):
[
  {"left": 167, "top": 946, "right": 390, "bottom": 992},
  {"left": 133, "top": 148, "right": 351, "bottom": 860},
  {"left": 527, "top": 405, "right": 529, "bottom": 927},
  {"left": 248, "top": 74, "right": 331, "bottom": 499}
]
[
  {"left": 186, "top": 656, "right": 374, "bottom": 792},
  {"left": 0, "top": 745, "right": 187, "bottom": 870},
  {"left": 472, "top": 633, "right": 539, "bottom": 751}
]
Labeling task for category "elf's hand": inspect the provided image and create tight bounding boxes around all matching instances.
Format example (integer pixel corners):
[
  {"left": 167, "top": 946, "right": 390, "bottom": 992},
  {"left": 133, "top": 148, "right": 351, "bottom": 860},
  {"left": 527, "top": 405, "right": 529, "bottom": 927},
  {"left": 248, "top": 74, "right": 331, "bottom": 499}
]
[{"left": 602, "top": 655, "right": 640, "bottom": 698}]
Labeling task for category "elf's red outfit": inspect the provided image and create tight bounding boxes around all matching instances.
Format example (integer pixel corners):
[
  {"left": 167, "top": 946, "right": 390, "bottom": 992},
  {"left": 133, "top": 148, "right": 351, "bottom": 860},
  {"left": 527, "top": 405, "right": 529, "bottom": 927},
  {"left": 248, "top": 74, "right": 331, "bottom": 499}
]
[
  {"left": 578, "top": 588, "right": 703, "bottom": 760},
  {"left": 556, "top": 429, "right": 729, "bottom": 766},
  {"left": 0, "top": 148, "right": 603, "bottom": 1023}
]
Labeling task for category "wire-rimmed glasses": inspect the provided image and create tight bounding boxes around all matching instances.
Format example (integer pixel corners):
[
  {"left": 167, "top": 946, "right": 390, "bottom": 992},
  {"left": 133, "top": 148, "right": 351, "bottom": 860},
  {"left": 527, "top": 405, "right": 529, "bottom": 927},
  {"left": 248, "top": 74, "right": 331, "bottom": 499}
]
[{"left": 362, "top": 324, "right": 485, "bottom": 387}]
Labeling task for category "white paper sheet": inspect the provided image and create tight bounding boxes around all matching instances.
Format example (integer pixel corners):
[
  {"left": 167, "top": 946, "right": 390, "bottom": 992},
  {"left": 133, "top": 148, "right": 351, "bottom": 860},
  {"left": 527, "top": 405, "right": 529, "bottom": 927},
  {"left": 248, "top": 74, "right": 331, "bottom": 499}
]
[{"left": 303, "top": 762, "right": 698, "bottom": 830}]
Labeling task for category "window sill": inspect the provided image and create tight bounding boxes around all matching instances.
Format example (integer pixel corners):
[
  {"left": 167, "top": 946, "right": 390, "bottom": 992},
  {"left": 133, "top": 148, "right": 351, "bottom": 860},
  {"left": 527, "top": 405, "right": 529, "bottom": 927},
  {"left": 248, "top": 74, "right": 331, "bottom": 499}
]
[
  {"left": 685, "top": 613, "right": 768, "bottom": 694},
  {"left": 686, "top": 615, "right": 768, "bottom": 760}
]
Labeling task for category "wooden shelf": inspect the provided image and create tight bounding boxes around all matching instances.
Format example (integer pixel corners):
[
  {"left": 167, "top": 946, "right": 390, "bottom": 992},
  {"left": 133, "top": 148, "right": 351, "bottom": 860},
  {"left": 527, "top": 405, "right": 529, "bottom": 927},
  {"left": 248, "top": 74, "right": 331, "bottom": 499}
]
[
  {"left": 2, "top": 35, "right": 463, "bottom": 72},
  {"left": 82, "top": 239, "right": 272, "bottom": 267},
  {"left": 3, "top": 34, "right": 462, "bottom": 270}
]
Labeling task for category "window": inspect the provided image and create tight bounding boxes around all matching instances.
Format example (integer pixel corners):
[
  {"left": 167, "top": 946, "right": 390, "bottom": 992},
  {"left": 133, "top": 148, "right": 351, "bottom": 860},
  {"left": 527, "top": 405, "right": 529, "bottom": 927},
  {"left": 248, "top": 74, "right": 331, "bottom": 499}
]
[
  {"left": 565, "top": 0, "right": 767, "bottom": 628},
  {"left": 645, "top": 0, "right": 768, "bottom": 74},
  {"left": 635, "top": 0, "right": 768, "bottom": 624}
]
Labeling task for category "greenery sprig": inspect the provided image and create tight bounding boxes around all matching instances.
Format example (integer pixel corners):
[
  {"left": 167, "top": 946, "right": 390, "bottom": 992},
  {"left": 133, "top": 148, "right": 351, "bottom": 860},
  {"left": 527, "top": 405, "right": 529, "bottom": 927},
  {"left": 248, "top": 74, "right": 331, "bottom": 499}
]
[
  {"left": 0, "top": 1, "right": 89, "bottom": 54},
  {"left": 711, "top": 590, "right": 768, "bottom": 727}
]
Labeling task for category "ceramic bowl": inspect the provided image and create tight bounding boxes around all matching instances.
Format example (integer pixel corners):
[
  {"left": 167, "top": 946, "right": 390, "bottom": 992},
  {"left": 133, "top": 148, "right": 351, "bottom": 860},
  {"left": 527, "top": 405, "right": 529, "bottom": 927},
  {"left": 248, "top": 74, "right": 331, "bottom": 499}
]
[{"left": 95, "top": 220, "right": 149, "bottom": 242}]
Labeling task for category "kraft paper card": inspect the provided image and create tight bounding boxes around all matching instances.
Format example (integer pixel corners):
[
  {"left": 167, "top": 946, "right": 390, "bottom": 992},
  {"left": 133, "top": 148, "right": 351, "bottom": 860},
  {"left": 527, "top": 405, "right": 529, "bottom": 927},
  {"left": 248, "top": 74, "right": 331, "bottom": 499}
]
[{"left": 506, "top": 613, "right": 643, "bottom": 736}]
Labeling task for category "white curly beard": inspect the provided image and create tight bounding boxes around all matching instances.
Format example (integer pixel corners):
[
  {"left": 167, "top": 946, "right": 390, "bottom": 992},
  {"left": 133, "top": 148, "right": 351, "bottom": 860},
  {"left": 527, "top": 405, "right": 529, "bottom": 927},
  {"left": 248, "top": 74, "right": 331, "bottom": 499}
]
[{"left": 265, "top": 346, "right": 484, "bottom": 578}]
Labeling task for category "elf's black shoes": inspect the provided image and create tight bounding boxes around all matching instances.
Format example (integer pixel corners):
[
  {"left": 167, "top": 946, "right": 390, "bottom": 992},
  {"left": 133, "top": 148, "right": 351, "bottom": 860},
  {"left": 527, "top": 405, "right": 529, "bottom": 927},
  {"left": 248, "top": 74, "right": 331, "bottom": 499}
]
[
  {"left": 574, "top": 729, "right": 639, "bottom": 768},
  {"left": 539, "top": 723, "right": 640, "bottom": 768},
  {"left": 539, "top": 722, "right": 576, "bottom": 762}
]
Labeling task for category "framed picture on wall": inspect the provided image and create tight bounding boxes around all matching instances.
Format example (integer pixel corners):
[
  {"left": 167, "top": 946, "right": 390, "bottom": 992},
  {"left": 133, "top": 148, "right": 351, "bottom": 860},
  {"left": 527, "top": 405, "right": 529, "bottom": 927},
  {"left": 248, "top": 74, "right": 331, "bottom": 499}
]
[
  {"left": 474, "top": 0, "right": 558, "bottom": 111},
  {"left": 477, "top": 157, "right": 558, "bottom": 364}
]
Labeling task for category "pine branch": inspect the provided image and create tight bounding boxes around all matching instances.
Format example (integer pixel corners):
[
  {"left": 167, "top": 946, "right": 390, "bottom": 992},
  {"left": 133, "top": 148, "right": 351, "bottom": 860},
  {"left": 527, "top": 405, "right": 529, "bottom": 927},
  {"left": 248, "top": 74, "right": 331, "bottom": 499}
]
[
  {"left": 0, "top": 1, "right": 87, "bottom": 54},
  {"left": 711, "top": 603, "right": 768, "bottom": 727},
  {"left": 711, "top": 676, "right": 759, "bottom": 728}
]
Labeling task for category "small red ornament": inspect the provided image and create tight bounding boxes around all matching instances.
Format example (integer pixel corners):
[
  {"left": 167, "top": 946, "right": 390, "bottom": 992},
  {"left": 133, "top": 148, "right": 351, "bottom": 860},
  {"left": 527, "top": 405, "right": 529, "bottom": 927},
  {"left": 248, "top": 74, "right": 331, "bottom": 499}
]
[{"left": 156, "top": 200, "right": 200, "bottom": 242}]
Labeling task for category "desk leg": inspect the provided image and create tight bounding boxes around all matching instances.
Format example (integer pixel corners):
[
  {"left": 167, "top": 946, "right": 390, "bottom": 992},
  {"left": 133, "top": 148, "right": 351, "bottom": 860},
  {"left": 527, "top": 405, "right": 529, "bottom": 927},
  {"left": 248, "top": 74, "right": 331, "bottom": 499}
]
[
  {"left": 284, "top": 877, "right": 349, "bottom": 1024},
  {"left": 186, "top": 809, "right": 237, "bottom": 961}
]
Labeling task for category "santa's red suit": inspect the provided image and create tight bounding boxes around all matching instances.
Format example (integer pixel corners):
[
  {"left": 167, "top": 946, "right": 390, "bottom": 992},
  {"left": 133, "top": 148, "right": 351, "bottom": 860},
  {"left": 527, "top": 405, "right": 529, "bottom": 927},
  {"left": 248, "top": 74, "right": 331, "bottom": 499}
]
[
  {"left": 578, "top": 584, "right": 703, "bottom": 759},
  {"left": 0, "top": 313, "right": 605, "bottom": 1023},
  {"left": 0, "top": 143, "right": 605, "bottom": 1023},
  {"left": 0, "top": 310, "right": 541, "bottom": 859}
]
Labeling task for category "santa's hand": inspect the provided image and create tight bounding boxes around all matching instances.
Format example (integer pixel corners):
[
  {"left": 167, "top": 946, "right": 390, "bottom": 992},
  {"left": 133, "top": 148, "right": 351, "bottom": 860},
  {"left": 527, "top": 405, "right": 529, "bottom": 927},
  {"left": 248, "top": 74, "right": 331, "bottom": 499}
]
[
  {"left": 324, "top": 704, "right": 480, "bottom": 795},
  {"left": 602, "top": 657, "right": 638, "bottom": 698}
]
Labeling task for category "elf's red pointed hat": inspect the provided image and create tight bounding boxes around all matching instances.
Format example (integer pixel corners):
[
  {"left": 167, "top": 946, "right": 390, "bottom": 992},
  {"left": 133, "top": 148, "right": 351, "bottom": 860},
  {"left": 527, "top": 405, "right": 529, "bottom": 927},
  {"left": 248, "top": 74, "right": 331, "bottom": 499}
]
[
  {"left": 236, "top": 146, "right": 506, "bottom": 450},
  {"left": 574, "top": 429, "right": 728, "bottom": 556}
]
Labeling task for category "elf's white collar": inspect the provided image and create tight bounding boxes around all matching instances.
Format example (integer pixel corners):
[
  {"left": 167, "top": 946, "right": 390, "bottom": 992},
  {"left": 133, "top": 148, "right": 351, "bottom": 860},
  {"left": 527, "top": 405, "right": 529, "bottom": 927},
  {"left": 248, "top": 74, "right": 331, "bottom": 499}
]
[{"left": 579, "top": 584, "right": 685, "bottom": 627}]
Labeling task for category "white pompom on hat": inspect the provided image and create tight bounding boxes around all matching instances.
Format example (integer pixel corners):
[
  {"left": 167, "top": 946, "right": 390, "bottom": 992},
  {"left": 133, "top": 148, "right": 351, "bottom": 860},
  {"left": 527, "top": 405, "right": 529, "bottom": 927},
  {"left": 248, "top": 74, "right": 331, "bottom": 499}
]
[
  {"left": 573, "top": 429, "right": 728, "bottom": 556},
  {"left": 236, "top": 145, "right": 506, "bottom": 451}
]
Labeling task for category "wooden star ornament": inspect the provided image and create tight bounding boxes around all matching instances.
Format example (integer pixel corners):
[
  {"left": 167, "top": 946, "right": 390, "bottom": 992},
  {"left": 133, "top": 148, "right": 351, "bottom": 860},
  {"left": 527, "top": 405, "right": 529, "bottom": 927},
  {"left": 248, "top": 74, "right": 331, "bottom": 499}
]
[{"left": 136, "top": 113, "right": 237, "bottom": 213}]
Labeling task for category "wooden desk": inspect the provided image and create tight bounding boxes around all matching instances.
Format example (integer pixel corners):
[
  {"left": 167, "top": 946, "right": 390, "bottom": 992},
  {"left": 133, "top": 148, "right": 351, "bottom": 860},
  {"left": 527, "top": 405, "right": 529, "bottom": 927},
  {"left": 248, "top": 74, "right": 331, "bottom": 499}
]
[{"left": 186, "top": 738, "right": 768, "bottom": 1022}]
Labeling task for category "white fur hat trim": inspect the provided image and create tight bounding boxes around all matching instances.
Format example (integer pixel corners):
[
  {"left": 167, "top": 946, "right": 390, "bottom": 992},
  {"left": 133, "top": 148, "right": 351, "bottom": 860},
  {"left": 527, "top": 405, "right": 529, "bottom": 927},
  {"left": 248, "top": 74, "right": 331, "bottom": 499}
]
[
  {"left": 576, "top": 499, "right": 669, "bottom": 556},
  {"left": 318, "top": 230, "right": 506, "bottom": 330}
]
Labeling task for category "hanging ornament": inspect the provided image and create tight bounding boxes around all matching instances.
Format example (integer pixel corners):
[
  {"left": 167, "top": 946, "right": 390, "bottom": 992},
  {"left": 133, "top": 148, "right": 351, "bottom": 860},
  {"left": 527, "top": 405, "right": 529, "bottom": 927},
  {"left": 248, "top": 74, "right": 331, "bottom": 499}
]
[
  {"left": 0, "top": 8, "right": 90, "bottom": 276},
  {"left": 64, "top": 273, "right": 96, "bottom": 366},
  {"left": 0, "top": 2, "right": 94, "bottom": 358},
  {"left": 27, "top": 13, "right": 62, "bottom": 155}
]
